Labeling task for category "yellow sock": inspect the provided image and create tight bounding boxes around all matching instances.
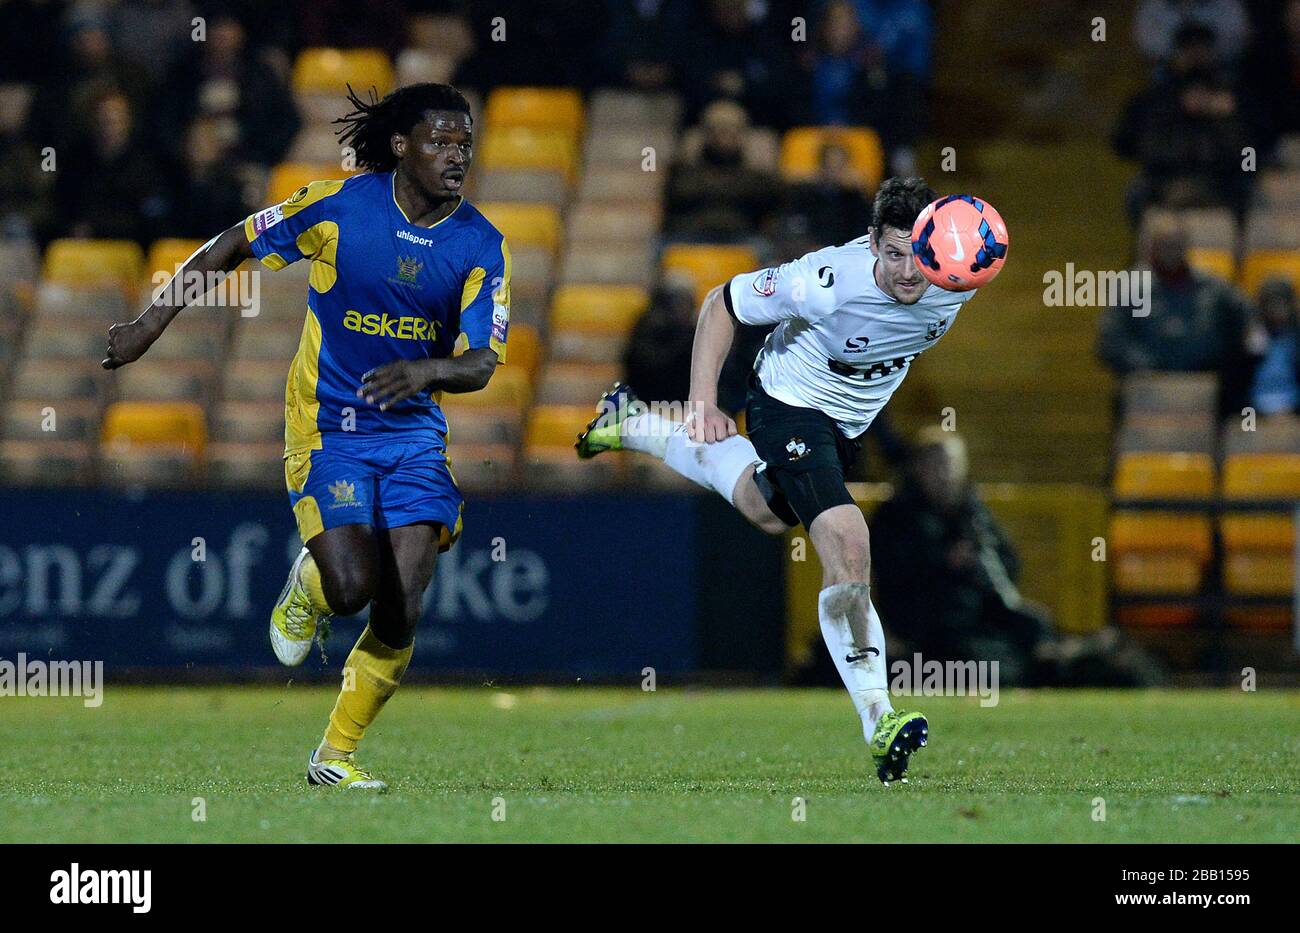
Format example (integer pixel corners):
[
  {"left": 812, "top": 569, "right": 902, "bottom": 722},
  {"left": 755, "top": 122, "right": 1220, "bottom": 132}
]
[
  {"left": 322, "top": 625, "right": 412, "bottom": 755},
  {"left": 298, "top": 551, "right": 333, "bottom": 615}
]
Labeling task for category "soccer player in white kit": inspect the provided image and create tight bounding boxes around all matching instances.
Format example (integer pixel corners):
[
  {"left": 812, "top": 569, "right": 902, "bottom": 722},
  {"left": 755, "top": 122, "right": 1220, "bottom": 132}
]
[{"left": 577, "top": 177, "right": 980, "bottom": 783}]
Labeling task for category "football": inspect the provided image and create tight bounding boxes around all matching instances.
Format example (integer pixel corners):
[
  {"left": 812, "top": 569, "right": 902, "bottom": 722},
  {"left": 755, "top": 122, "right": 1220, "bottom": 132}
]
[{"left": 911, "top": 194, "right": 1010, "bottom": 291}]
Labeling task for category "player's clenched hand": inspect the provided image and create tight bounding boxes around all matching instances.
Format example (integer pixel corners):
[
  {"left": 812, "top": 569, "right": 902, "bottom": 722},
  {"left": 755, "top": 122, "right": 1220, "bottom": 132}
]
[
  {"left": 102, "top": 319, "right": 162, "bottom": 370},
  {"left": 686, "top": 402, "right": 737, "bottom": 444},
  {"left": 358, "top": 359, "right": 437, "bottom": 411}
]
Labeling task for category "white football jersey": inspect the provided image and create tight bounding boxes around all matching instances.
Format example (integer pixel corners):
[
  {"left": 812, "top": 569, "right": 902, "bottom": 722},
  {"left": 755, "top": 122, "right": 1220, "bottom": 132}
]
[{"left": 725, "top": 237, "right": 979, "bottom": 437}]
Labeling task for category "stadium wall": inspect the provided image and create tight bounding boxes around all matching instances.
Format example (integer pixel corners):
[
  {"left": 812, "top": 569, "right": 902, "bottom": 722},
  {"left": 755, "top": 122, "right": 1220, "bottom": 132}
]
[{"left": 0, "top": 489, "right": 784, "bottom": 681}]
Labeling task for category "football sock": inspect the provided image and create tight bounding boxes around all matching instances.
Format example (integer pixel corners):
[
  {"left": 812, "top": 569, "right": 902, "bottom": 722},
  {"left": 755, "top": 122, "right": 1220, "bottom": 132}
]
[
  {"left": 298, "top": 550, "right": 334, "bottom": 615},
  {"left": 818, "top": 583, "right": 894, "bottom": 741},
  {"left": 625, "top": 414, "right": 760, "bottom": 506},
  {"left": 321, "top": 625, "right": 412, "bottom": 756}
]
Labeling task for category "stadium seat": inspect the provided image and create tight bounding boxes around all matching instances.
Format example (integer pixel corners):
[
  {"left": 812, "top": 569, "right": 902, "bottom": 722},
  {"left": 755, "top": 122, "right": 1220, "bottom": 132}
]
[
  {"left": 1141, "top": 207, "right": 1236, "bottom": 250},
  {"left": 476, "top": 202, "right": 562, "bottom": 253},
  {"left": 145, "top": 239, "right": 204, "bottom": 283},
  {"left": 535, "top": 363, "right": 620, "bottom": 405},
  {"left": 1241, "top": 250, "right": 1300, "bottom": 297},
  {"left": 587, "top": 90, "right": 681, "bottom": 130},
  {"left": 2, "top": 399, "right": 97, "bottom": 442},
  {"left": 141, "top": 321, "right": 226, "bottom": 362},
  {"left": 292, "top": 48, "right": 394, "bottom": 97},
  {"left": 101, "top": 401, "right": 207, "bottom": 456},
  {"left": 213, "top": 400, "right": 285, "bottom": 444},
  {"left": 485, "top": 87, "right": 584, "bottom": 136},
  {"left": 1109, "top": 511, "right": 1212, "bottom": 596},
  {"left": 207, "top": 441, "right": 285, "bottom": 488},
  {"left": 1120, "top": 372, "right": 1218, "bottom": 416},
  {"left": 661, "top": 244, "right": 759, "bottom": 304},
  {"left": 442, "top": 365, "right": 532, "bottom": 411},
  {"left": 476, "top": 169, "right": 569, "bottom": 206},
  {"left": 31, "top": 281, "right": 128, "bottom": 323},
  {"left": 502, "top": 322, "right": 541, "bottom": 376},
  {"left": 42, "top": 239, "right": 144, "bottom": 291},
  {"left": 1220, "top": 413, "right": 1300, "bottom": 455},
  {"left": 566, "top": 203, "right": 662, "bottom": 246},
  {"left": 231, "top": 319, "right": 306, "bottom": 362},
  {"left": 0, "top": 439, "right": 95, "bottom": 486},
  {"left": 509, "top": 246, "right": 556, "bottom": 295},
  {"left": 548, "top": 284, "right": 648, "bottom": 363},
  {"left": 23, "top": 317, "right": 107, "bottom": 361},
  {"left": 1186, "top": 247, "right": 1235, "bottom": 282},
  {"left": 524, "top": 405, "right": 621, "bottom": 488},
  {"left": 479, "top": 128, "right": 579, "bottom": 183},
  {"left": 287, "top": 124, "right": 348, "bottom": 164},
  {"left": 559, "top": 244, "right": 654, "bottom": 288},
  {"left": 577, "top": 166, "right": 664, "bottom": 203},
  {"left": 1220, "top": 513, "right": 1296, "bottom": 604},
  {"left": 394, "top": 48, "right": 456, "bottom": 88},
  {"left": 1113, "top": 451, "right": 1215, "bottom": 499},
  {"left": 779, "top": 127, "right": 884, "bottom": 191},
  {"left": 525, "top": 404, "right": 593, "bottom": 449},
  {"left": 1115, "top": 413, "right": 1214, "bottom": 455},
  {"left": 446, "top": 443, "right": 516, "bottom": 490},
  {"left": 266, "top": 162, "right": 353, "bottom": 205},
  {"left": 1243, "top": 208, "right": 1300, "bottom": 251},
  {"left": 11, "top": 358, "right": 104, "bottom": 403},
  {"left": 223, "top": 359, "right": 288, "bottom": 402},
  {"left": 1254, "top": 169, "right": 1300, "bottom": 208},
  {"left": 113, "top": 361, "right": 216, "bottom": 404},
  {"left": 1221, "top": 452, "right": 1300, "bottom": 498},
  {"left": 583, "top": 129, "right": 674, "bottom": 169}
]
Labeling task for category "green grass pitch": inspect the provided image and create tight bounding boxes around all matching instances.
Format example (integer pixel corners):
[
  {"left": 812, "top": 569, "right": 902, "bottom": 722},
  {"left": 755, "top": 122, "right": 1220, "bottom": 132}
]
[{"left": 0, "top": 687, "right": 1296, "bottom": 842}]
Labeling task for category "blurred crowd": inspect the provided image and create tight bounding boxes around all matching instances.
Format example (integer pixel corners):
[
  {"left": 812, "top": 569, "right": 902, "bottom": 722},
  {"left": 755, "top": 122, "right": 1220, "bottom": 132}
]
[
  {"left": 0, "top": 0, "right": 932, "bottom": 250},
  {"left": 1103, "top": 0, "right": 1300, "bottom": 419}
]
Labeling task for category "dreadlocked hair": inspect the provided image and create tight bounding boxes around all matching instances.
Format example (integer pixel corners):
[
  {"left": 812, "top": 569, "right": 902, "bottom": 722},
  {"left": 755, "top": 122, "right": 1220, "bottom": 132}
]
[{"left": 334, "top": 83, "right": 472, "bottom": 172}]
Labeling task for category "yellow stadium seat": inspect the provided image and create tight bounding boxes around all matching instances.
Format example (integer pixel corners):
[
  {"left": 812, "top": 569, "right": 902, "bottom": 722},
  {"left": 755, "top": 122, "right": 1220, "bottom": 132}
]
[
  {"left": 1240, "top": 250, "right": 1300, "bottom": 296},
  {"left": 779, "top": 127, "right": 885, "bottom": 191},
  {"left": 43, "top": 239, "right": 144, "bottom": 290},
  {"left": 479, "top": 128, "right": 578, "bottom": 183},
  {"left": 292, "top": 48, "right": 394, "bottom": 96},
  {"left": 440, "top": 365, "right": 532, "bottom": 410},
  {"left": 266, "top": 162, "right": 353, "bottom": 205},
  {"left": 476, "top": 202, "right": 562, "bottom": 253},
  {"left": 1113, "top": 452, "right": 1215, "bottom": 499},
  {"left": 1222, "top": 452, "right": 1300, "bottom": 498},
  {"left": 526, "top": 404, "right": 592, "bottom": 449},
  {"left": 101, "top": 401, "right": 207, "bottom": 455},
  {"left": 550, "top": 284, "right": 649, "bottom": 336},
  {"left": 1225, "top": 607, "right": 1292, "bottom": 629},
  {"left": 1109, "top": 511, "right": 1212, "bottom": 597},
  {"left": 661, "top": 244, "right": 759, "bottom": 304},
  {"left": 1186, "top": 247, "right": 1235, "bottom": 282},
  {"left": 1221, "top": 513, "right": 1295, "bottom": 550},
  {"left": 485, "top": 87, "right": 584, "bottom": 136},
  {"left": 502, "top": 322, "right": 541, "bottom": 376},
  {"left": 1221, "top": 513, "right": 1293, "bottom": 596},
  {"left": 145, "top": 239, "right": 204, "bottom": 286}
]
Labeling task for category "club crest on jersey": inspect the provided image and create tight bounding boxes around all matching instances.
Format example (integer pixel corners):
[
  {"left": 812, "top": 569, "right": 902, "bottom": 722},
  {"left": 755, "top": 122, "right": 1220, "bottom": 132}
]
[
  {"left": 395, "top": 255, "right": 423, "bottom": 284},
  {"left": 785, "top": 437, "right": 809, "bottom": 461},
  {"left": 328, "top": 480, "right": 359, "bottom": 507},
  {"left": 926, "top": 318, "right": 949, "bottom": 341},
  {"left": 752, "top": 267, "right": 780, "bottom": 297}
]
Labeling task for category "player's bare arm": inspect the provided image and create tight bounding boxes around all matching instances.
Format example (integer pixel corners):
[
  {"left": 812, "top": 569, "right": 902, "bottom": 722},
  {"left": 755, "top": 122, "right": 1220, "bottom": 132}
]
[
  {"left": 686, "top": 284, "right": 739, "bottom": 444},
  {"left": 101, "top": 223, "right": 253, "bottom": 370},
  {"left": 359, "top": 347, "right": 498, "bottom": 411}
]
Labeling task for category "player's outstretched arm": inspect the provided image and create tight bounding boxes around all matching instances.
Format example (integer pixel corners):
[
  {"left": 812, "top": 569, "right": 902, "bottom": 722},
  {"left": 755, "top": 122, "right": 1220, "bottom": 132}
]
[
  {"left": 102, "top": 223, "right": 254, "bottom": 370},
  {"left": 687, "top": 284, "right": 738, "bottom": 444},
  {"left": 358, "top": 347, "right": 498, "bottom": 412}
]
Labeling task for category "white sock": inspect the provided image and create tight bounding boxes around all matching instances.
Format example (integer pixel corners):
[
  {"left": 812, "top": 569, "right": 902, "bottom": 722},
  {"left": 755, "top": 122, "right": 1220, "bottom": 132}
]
[
  {"left": 624, "top": 413, "right": 760, "bottom": 506},
  {"left": 818, "top": 582, "right": 894, "bottom": 741}
]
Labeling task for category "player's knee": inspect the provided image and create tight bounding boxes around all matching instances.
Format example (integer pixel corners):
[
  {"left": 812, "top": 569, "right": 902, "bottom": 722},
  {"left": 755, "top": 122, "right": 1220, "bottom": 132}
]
[{"left": 326, "top": 567, "right": 376, "bottom": 616}]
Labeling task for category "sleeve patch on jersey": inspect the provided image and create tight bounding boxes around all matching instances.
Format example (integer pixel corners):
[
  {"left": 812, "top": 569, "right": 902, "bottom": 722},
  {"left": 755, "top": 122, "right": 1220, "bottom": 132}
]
[
  {"left": 751, "top": 267, "right": 780, "bottom": 297},
  {"left": 251, "top": 204, "right": 284, "bottom": 237},
  {"left": 491, "top": 302, "right": 509, "bottom": 343}
]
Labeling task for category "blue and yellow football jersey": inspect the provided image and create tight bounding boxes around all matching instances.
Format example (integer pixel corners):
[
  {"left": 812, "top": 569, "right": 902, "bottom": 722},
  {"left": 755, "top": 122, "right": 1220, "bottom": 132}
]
[{"left": 243, "top": 171, "right": 511, "bottom": 454}]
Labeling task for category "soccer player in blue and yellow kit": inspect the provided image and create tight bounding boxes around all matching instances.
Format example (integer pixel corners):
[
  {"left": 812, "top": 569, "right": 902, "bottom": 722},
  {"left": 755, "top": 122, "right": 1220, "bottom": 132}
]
[{"left": 102, "top": 84, "right": 510, "bottom": 790}]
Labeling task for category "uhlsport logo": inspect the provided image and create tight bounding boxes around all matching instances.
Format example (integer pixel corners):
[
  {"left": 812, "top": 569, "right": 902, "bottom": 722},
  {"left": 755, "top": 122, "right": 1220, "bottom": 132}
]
[{"left": 50, "top": 863, "right": 151, "bottom": 913}]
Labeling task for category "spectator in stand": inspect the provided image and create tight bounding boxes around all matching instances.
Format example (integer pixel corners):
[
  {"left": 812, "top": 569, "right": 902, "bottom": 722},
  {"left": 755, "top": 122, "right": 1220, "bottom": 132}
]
[
  {"left": 1243, "top": 0, "right": 1300, "bottom": 150},
  {"left": 156, "top": 10, "right": 299, "bottom": 171},
  {"left": 110, "top": 0, "right": 199, "bottom": 86},
  {"left": 1242, "top": 278, "right": 1300, "bottom": 416},
  {"left": 1096, "top": 213, "right": 1251, "bottom": 412},
  {"left": 52, "top": 88, "right": 170, "bottom": 244},
  {"left": 870, "top": 429, "right": 1163, "bottom": 686},
  {"left": 683, "top": 0, "right": 794, "bottom": 127},
  {"left": 1114, "top": 22, "right": 1256, "bottom": 224},
  {"left": 168, "top": 115, "right": 256, "bottom": 239},
  {"left": 600, "top": 0, "right": 693, "bottom": 92},
  {"left": 622, "top": 272, "right": 698, "bottom": 409},
  {"left": 0, "top": 0, "right": 68, "bottom": 83},
  {"left": 783, "top": 140, "right": 873, "bottom": 247},
  {"left": 1134, "top": 0, "right": 1250, "bottom": 68},
  {"left": 848, "top": 0, "right": 932, "bottom": 173},
  {"left": 796, "top": 1, "right": 888, "bottom": 128},
  {"left": 664, "top": 100, "right": 780, "bottom": 243},
  {"left": 24, "top": 8, "right": 149, "bottom": 157}
]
